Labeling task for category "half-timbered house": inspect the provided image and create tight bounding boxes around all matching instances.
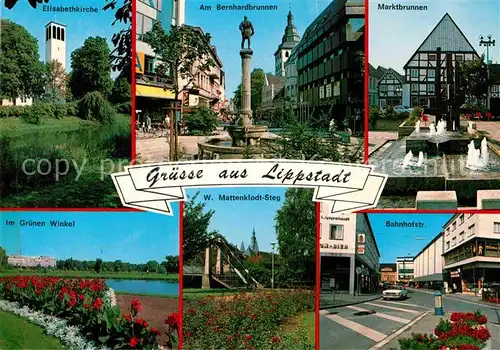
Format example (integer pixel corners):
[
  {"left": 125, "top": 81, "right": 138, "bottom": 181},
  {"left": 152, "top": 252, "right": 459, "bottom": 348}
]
[
  {"left": 377, "top": 68, "right": 404, "bottom": 108},
  {"left": 403, "top": 13, "right": 480, "bottom": 110}
]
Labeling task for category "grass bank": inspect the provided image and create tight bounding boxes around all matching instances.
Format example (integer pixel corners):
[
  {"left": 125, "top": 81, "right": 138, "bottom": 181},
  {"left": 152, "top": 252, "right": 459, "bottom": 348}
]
[
  {"left": 183, "top": 288, "right": 252, "bottom": 299},
  {"left": 0, "top": 114, "right": 131, "bottom": 208},
  {"left": 0, "top": 309, "right": 64, "bottom": 349},
  {"left": 115, "top": 291, "right": 179, "bottom": 298},
  {"left": 0, "top": 270, "right": 179, "bottom": 281},
  {"left": 280, "top": 311, "right": 315, "bottom": 347}
]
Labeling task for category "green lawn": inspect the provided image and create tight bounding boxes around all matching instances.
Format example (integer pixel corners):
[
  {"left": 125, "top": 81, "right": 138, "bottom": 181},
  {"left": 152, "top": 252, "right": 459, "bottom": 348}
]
[
  {"left": 0, "top": 310, "right": 65, "bottom": 349},
  {"left": 0, "top": 116, "right": 96, "bottom": 136},
  {"left": 280, "top": 311, "right": 315, "bottom": 348},
  {"left": 183, "top": 288, "right": 252, "bottom": 299},
  {"left": 115, "top": 291, "right": 179, "bottom": 298},
  {"left": 0, "top": 270, "right": 179, "bottom": 281}
]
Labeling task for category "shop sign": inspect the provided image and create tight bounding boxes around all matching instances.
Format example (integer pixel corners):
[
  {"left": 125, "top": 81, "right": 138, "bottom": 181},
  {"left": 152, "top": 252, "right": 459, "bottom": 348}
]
[
  {"left": 450, "top": 270, "right": 460, "bottom": 278},
  {"left": 136, "top": 52, "right": 145, "bottom": 74},
  {"left": 357, "top": 245, "right": 365, "bottom": 255},
  {"left": 183, "top": 92, "right": 189, "bottom": 106},
  {"left": 320, "top": 243, "right": 348, "bottom": 250},
  {"left": 329, "top": 278, "right": 335, "bottom": 288},
  {"left": 357, "top": 233, "right": 365, "bottom": 243},
  {"left": 472, "top": 242, "right": 485, "bottom": 256}
]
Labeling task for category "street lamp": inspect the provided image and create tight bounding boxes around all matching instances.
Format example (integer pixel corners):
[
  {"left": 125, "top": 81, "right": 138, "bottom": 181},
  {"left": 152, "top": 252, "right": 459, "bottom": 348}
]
[
  {"left": 271, "top": 242, "right": 276, "bottom": 289},
  {"left": 479, "top": 35, "right": 496, "bottom": 109}
]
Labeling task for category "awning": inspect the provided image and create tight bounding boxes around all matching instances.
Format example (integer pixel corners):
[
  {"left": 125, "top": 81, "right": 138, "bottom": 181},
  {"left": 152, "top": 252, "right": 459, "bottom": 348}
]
[
  {"left": 136, "top": 84, "right": 175, "bottom": 99},
  {"left": 413, "top": 273, "right": 443, "bottom": 282}
]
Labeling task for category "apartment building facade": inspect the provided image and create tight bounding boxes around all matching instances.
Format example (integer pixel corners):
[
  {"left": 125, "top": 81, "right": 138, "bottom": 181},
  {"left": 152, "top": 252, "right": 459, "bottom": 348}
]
[
  {"left": 442, "top": 214, "right": 500, "bottom": 293},
  {"left": 413, "top": 232, "right": 445, "bottom": 289}
]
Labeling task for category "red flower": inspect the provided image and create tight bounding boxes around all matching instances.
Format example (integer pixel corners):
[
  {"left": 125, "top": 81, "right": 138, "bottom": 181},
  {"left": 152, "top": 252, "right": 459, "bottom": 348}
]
[
  {"left": 165, "top": 312, "right": 180, "bottom": 329},
  {"left": 131, "top": 298, "right": 142, "bottom": 313},
  {"left": 185, "top": 332, "right": 192, "bottom": 337},
  {"left": 135, "top": 318, "right": 149, "bottom": 327},
  {"left": 150, "top": 327, "right": 161, "bottom": 336},
  {"left": 246, "top": 334, "right": 252, "bottom": 340},
  {"left": 272, "top": 336, "right": 280, "bottom": 343},
  {"left": 123, "top": 313, "right": 132, "bottom": 322},
  {"left": 129, "top": 336, "right": 140, "bottom": 348},
  {"left": 93, "top": 297, "right": 103, "bottom": 310}
]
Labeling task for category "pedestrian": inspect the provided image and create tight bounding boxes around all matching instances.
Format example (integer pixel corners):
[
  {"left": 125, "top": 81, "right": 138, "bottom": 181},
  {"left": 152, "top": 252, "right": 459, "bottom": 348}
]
[{"left": 146, "top": 114, "right": 152, "bottom": 134}]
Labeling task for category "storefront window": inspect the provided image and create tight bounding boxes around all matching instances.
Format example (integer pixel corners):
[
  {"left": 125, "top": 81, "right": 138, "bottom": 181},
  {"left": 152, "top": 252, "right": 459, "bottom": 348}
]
[
  {"left": 494, "top": 222, "right": 500, "bottom": 234},
  {"left": 329, "top": 225, "right": 344, "bottom": 240}
]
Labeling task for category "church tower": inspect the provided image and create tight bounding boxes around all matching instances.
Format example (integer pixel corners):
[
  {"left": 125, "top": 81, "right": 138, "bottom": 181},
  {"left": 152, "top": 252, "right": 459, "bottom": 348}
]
[
  {"left": 274, "top": 11, "right": 300, "bottom": 76},
  {"left": 45, "top": 21, "right": 66, "bottom": 70}
]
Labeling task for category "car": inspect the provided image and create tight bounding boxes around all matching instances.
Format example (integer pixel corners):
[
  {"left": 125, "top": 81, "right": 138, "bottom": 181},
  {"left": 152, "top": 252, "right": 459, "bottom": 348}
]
[
  {"left": 383, "top": 285, "right": 408, "bottom": 300},
  {"left": 394, "top": 105, "right": 413, "bottom": 113}
]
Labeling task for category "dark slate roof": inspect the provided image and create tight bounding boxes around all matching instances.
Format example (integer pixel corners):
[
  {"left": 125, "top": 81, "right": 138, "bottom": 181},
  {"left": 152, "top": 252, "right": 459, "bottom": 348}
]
[
  {"left": 265, "top": 73, "right": 285, "bottom": 86},
  {"left": 416, "top": 13, "right": 477, "bottom": 53},
  {"left": 380, "top": 68, "right": 404, "bottom": 83},
  {"left": 369, "top": 64, "right": 388, "bottom": 79}
]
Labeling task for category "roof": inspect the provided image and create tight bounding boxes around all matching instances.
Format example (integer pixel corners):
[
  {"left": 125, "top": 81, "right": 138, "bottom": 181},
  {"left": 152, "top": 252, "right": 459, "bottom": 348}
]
[
  {"left": 379, "top": 68, "right": 404, "bottom": 84},
  {"left": 265, "top": 73, "right": 285, "bottom": 86},
  {"left": 369, "top": 64, "right": 388, "bottom": 79},
  {"left": 411, "top": 13, "right": 477, "bottom": 53},
  {"left": 45, "top": 21, "right": 66, "bottom": 28}
]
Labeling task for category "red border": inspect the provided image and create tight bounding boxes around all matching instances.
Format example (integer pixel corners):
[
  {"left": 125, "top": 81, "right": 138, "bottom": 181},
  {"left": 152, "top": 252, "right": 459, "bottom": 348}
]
[
  {"left": 363, "top": 0, "right": 369, "bottom": 165},
  {"left": 315, "top": 201, "right": 320, "bottom": 350},
  {"left": 131, "top": 0, "right": 137, "bottom": 165},
  {"left": 179, "top": 201, "right": 184, "bottom": 349}
]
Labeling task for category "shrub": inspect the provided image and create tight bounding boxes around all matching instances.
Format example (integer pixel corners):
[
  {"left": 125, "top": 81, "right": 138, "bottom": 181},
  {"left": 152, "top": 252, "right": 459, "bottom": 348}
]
[
  {"left": 66, "top": 101, "right": 78, "bottom": 117},
  {"left": 77, "top": 91, "right": 116, "bottom": 124},
  {"left": 369, "top": 106, "right": 382, "bottom": 127},
  {"left": 20, "top": 106, "right": 42, "bottom": 125},
  {"left": 405, "top": 107, "right": 423, "bottom": 126},
  {"left": 0, "top": 106, "right": 26, "bottom": 118},
  {"left": 183, "top": 106, "right": 219, "bottom": 135}
]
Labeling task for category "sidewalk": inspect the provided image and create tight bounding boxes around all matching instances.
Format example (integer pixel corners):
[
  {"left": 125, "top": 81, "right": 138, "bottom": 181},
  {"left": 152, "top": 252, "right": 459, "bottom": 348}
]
[{"left": 320, "top": 291, "right": 381, "bottom": 309}]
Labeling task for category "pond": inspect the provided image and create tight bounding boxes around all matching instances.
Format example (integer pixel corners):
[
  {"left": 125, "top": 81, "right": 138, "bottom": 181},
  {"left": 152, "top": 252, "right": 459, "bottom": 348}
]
[{"left": 106, "top": 279, "right": 179, "bottom": 296}]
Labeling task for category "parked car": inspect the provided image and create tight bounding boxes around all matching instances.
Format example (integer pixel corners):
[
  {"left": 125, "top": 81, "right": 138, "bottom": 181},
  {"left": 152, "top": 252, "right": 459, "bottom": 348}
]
[
  {"left": 383, "top": 285, "right": 408, "bottom": 300},
  {"left": 394, "top": 105, "right": 413, "bottom": 113}
]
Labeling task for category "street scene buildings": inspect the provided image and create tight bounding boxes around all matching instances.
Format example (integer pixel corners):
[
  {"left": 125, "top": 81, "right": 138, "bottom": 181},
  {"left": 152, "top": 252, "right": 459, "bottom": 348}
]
[
  {"left": 368, "top": 2, "right": 500, "bottom": 210},
  {"left": 136, "top": 0, "right": 365, "bottom": 163},
  {"left": 320, "top": 213, "right": 500, "bottom": 350}
]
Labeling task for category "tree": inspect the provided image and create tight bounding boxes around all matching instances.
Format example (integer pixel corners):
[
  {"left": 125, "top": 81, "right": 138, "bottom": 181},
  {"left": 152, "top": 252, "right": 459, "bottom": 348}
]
[
  {"left": 0, "top": 19, "right": 46, "bottom": 102},
  {"left": 183, "top": 106, "right": 219, "bottom": 135},
  {"left": 4, "top": 0, "right": 46, "bottom": 9},
  {"left": 0, "top": 246, "right": 8, "bottom": 271},
  {"left": 266, "top": 121, "right": 363, "bottom": 162},
  {"left": 42, "top": 59, "right": 67, "bottom": 103},
  {"left": 183, "top": 192, "right": 218, "bottom": 262},
  {"left": 232, "top": 68, "right": 265, "bottom": 111},
  {"left": 457, "top": 56, "right": 488, "bottom": 106},
  {"left": 69, "top": 37, "right": 113, "bottom": 99},
  {"left": 95, "top": 258, "right": 103, "bottom": 274},
  {"left": 274, "top": 188, "right": 316, "bottom": 284},
  {"left": 163, "top": 255, "right": 179, "bottom": 273},
  {"left": 143, "top": 24, "right": 216, "bottom": 160},
  {"left": 103, "top": 0, "right": 132, "bottom": 81},
  {"left": 146, "top": 260, "right": 159, "bottom": 273}
]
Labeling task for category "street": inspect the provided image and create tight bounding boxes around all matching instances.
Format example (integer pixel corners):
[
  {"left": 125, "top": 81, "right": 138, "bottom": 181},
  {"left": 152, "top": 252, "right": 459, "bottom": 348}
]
[{"left": 320, "top": 289, "right": 500, "bottom": 349}]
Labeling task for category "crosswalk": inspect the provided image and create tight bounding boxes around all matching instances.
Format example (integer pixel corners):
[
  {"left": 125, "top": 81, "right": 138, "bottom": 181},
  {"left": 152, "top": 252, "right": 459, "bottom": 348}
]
[{"left": 320, "top": 299, "right": 431, "bottom": 350}]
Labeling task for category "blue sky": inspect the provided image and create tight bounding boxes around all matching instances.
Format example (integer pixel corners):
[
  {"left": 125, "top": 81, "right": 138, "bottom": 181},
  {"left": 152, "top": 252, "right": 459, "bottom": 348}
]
[
  {"left": 2, "top": 0, "right": 124, "bottom": 73},
  {"left": 186, "top": 0, "right": 333, "bottom": 98},
  {"left": 186, "top": 187, "right": 290, "bottom": 253},
  {"left": 0, "top": 209, "right": 179, "bottom": 264},
  {"left": 368, "top": 213, "right": 452, "bottom": 263},
  {"left": 369, "top": 0, "right": 500, "bottom": 74}
]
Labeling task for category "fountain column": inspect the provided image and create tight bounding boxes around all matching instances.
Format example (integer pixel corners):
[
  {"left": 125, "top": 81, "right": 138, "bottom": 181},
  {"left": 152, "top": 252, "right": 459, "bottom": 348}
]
[
  {"left": 202, "top": 246, "right": 211, "bottom": 289},
  {"left": 240, "top": 49, "right": 253, "bottom": 125}
]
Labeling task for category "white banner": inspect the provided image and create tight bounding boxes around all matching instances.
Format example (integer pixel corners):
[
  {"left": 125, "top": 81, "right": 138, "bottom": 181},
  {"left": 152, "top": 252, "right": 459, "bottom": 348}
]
[{"left": 112, "top": 160, "right": 387, "bottom": 216}]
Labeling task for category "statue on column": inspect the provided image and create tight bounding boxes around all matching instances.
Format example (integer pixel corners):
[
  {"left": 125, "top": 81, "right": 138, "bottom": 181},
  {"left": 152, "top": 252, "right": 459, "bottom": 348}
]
[{"left": 239, "top": 16, "right": 255, "bottom": 50}]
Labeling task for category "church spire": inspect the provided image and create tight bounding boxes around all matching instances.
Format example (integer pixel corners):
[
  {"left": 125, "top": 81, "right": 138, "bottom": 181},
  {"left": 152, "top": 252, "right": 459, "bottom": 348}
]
[{"left": 282, "top": 10, "right": 300, "bottom": 45}]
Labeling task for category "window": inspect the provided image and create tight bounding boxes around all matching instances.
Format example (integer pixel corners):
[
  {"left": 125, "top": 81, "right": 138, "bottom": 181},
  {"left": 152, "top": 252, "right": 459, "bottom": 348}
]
[
  {"left": 456, "top": 55, "right": 463, "bottom": 61},
  {"left": 329, "top": 225, "right": 344, "bottom": 240},
  {"left": 411, "top": 84, "right": 418, "bottom": 92},
  {"left": 52, "top": 26, "right": 56, "bottom": 39},
  {"left": 459, "top": 231, "right": 465, "bottom": 242},
  {"left": 452, "top": 222, "right": 457, "bottom": 231},
  {"left": 446, "top": 227, "right": 450, "bottom": 235},
  {"left": 61, "top": 28, "right": 65, "bottom": 41},
  {"left": 57, "top": 27, "right": 60, "bottom": 40},
  {"left": 452, "top": 237, "right": 457, "bottom": 246},
  {"left": 411, "top": 69, "right": 418, "bottom": 78},
  {"left": 427, "top": 84, "right": 435, "bottom": 93},
  {"left": 468, "top": 224, "right": 475, "bottom": 237},
  {"left": 429, "top": 54, "right": 437, "bottom": 61},
  {"left": 286, "top": 51, "right": 289, "bottom": 58},
  {"left": 459, "top": 214, "right": 464, "bottom": 225},
  {"left": 494, "top": 222, "right": 500, "bottom": 234},
  {"left": 428, "top": 70, "right": 435, "bottom": 78},
  {"left": 380, "top": 85, "right": 387, "bottom": 91},
  {"left": 46, "top": 27, "right": 49, "bottom": 41}
]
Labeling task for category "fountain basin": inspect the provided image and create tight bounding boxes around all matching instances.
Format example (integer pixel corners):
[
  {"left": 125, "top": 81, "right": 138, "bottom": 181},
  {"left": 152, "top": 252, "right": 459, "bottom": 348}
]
[
  {"left": 226, "top": 125, "right": 268, "bottom": 147},
  {"left": 197, "top": 135, "right": 275, "bottom": 160},
  {"left": 369, "top": 138, "right": 500, "bottom": 205},
  {"left": 406, "top": 130, "right": 482, "bottom": 155}
]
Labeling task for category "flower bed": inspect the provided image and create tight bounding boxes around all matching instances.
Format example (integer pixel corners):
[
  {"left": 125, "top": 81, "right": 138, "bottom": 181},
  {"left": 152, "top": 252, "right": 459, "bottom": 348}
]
[
  {"left": 0, "top": 276, "right": 161, "bottom": 349},
  {"left": 399, "top": 311, "right": 491, "bottom": 350},
  {"left": 182, "top": 289, "right": 314, "bottom": 349}
]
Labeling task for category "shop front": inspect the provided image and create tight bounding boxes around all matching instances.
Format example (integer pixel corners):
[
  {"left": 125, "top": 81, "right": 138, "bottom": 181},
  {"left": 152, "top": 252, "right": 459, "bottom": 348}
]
[
  {"left": 320, "top": 254, "right": 352, "bottom": 293},
  {"left": 444, "top": 239, "right": 500, "bottom": 294}
]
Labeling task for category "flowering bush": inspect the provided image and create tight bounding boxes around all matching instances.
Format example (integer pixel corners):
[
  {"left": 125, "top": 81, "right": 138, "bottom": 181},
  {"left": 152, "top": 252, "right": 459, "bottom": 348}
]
[
  {"left": 399, "top": 311, "right": 490, "bottom": 350},
  {"left": 183, "top": 289, "right": 314, "bottom": 349},
  {"left": 0, "top": 276, "right": 159, "bottom": 349},
  {"left": 165, "top": 312, "right": 180, "bottom": 348}
]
